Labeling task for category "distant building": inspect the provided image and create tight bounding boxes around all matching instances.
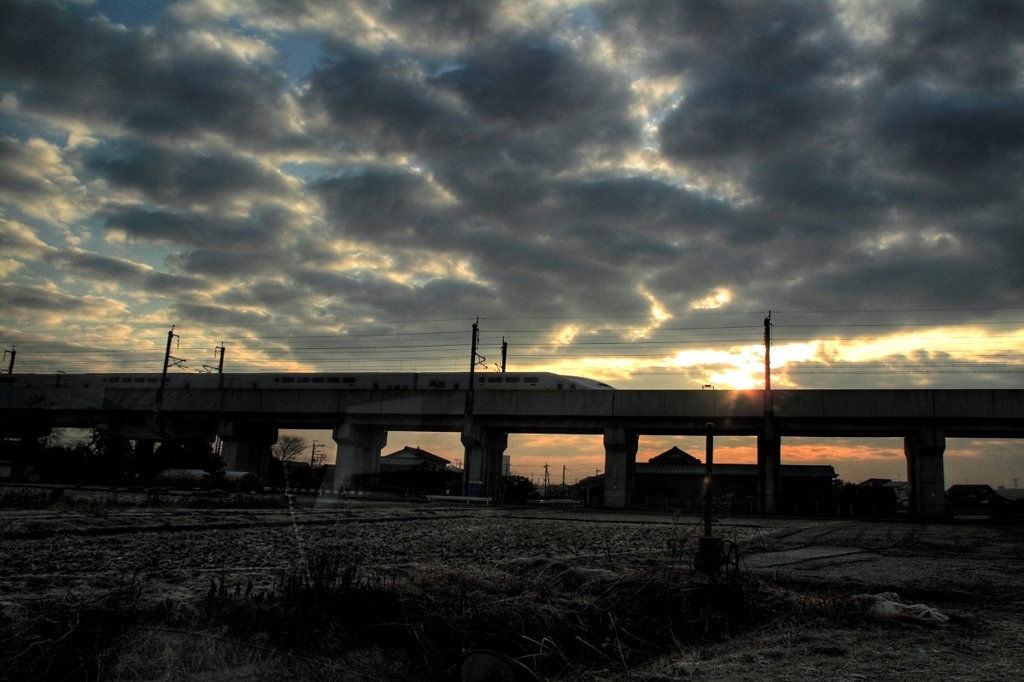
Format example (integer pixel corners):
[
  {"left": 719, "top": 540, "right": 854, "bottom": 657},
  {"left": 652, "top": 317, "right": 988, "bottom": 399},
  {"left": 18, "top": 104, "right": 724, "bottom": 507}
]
[
  {"left": 368, "top": 446, "right": 461, "bottom": 496},
  {"left": 380, "top": 446, "right": 450, "bottom": 472},
  {"left": 996, "top": 485, "right": 1024, "bottom": 501},
  {"left": 850, "top": 478, "right": 908, "bottom": 516},
  {"left": 947, "top": 484, "right": 1008, "bottom": 518},
  {"left": 571, "top": 446, "right": 836, "bottom": 513}
]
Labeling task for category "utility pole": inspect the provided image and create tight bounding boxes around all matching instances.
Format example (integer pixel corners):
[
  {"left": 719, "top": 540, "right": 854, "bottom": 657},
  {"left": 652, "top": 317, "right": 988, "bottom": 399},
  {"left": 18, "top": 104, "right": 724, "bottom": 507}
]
[
  {"left": 159, "top": 327, "right": 177, "bottom": 392},
  {"left": 310, "top": 441, "right": 324, "bottom": 468},
  {"left": 2, "top": 347, "right": 14, "bottom": 374},
  {"left": 156, "top": 326, "right": 186, "bottom": 418},
  {"left": 543, "top": 463, "right": 550, "bottom": 496},
  {"left": 159, "top": 326, "right": 186, "bottom": 386},
  {"left": 466, "top": 318, "right": 482, "bottom": 416},
  {"left": 501, "top": 337, "right": 508, "bottom": 373},
  {"left": 764, "top": 311, "right": 772, "bottom": 391}
]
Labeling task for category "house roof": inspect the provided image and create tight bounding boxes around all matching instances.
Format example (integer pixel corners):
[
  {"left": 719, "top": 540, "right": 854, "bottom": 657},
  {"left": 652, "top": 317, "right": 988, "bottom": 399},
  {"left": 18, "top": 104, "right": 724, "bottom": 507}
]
[
  {"left": 382, "top": 446, "right": 450, "bottom": 465},
  {"left": 859, "top": 478, "right": 894, "bottom": 487},
  {"left": 648, "top": 446, "right": 701, "bottom": 465}
]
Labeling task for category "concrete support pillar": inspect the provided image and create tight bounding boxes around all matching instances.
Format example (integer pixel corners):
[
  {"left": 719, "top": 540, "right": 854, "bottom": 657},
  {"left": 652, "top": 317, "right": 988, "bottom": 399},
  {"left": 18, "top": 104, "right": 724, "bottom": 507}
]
[
  {"left": 332, "top": 423, "right": 388, "bottom": 491},
  {"left": 757, "top": 422, "right": 781, "bottom": 514},
  {"left": 461, "top": 425, "right": 508, "bottom": 499},
  {"left": 217, "top": 421, "right": 277, "bottom": 476},
  {"left": 603, "top": 427, "right": 639, "bottom": 509},
  {"left": 904, "top": 429, "right": 946, "bottom": 517}
]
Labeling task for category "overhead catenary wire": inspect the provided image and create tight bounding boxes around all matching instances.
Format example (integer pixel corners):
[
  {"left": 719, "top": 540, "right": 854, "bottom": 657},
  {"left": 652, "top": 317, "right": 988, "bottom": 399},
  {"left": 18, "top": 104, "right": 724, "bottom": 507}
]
[{"left": 4, "top": 306, "right": 1024, "bottom": 380}]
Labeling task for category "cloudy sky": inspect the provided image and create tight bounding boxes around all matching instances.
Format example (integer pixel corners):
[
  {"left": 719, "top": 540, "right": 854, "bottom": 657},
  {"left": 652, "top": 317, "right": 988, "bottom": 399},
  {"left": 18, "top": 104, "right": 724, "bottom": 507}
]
[{"left": 2, "top": 0, "right": 1023, "bottom": 486}]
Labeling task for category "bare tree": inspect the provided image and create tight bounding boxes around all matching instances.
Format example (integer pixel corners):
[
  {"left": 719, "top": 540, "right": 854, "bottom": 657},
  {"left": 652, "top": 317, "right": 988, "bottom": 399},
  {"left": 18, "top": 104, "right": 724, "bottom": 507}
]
[{"left": 272, "top": 434, "right": 308, "bottom": 463}]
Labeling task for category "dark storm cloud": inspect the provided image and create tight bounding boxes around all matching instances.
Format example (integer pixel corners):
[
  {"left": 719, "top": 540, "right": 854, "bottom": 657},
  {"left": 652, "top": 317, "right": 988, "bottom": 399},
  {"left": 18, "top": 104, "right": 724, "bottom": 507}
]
[
  {"left": 0, "top": 0, "right": 299, "bottom": 149},
  {"left": 218, "top": 279, "right": 310, "bottom": 310},
  {"left": 311, "top": 168, "right": 448, "bottom": 241},
  {"left": 171, "top": 302, "right": 273, "bottom": 328},
  {"left": 875, "top": 85, "right": 1024, "bottom": 181},
  {"left": 305, "top": 47, "right": 457, "bottom": 153},
  {"left": 306, "top": 33, "right": 638, "bottom": 169},
  {"left": 433, "top": 36, "right": 629, "bottom": 130},
  {"left": 0, "top": 282, "right": 106, "bottom": 314},
  {"left": 385, "top": 0, "right": 499, "bottom": 40},
  {"left": 104, "top": 207, "right": 293, "bottom": 249},
  {"left": 881, "top": 0, "right": 1024, "bottom": 88},
  {"left": 164, "top": 249, "right": 268, "bottom": 278},
  {"left": 652, "top": 1, "right": 855, "bottom": 162},
  {"left": 51, "top": 250, "right": 210, "bottom": 294},
  {"left": 83, "top": 142, "right": 293, "bottom": 208},
  {"left": 296, "top": 269, "right": 497, "bottom": 321}
]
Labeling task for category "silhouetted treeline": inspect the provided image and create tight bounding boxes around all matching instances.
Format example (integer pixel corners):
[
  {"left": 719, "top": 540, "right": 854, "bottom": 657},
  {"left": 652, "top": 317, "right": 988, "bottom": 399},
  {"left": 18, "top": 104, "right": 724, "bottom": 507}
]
[{"left": 0, "top": 429, "right": 223, "bottom": 486}]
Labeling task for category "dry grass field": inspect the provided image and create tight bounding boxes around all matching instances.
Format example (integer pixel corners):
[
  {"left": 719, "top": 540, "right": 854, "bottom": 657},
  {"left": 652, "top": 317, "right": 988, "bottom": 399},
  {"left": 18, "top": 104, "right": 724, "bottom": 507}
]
[{"left": 2, "top": 487, "right": 1023, "bottom": 681}]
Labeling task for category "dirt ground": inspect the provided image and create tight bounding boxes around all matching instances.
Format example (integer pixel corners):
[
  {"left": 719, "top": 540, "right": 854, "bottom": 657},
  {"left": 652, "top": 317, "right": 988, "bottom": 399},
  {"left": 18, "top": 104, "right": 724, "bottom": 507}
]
[{"left": 2, "top": 492, "right": 1023, "bottom": 680}]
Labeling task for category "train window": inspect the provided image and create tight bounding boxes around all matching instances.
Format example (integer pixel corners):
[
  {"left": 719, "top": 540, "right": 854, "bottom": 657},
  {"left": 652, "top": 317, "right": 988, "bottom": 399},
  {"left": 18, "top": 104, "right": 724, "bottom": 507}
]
[
  {"left": 327, "top": 377, "right": 340, "bottom": 383},
  {"left": 297, "top": 378, "right": 310, "bottom": 383},
  {"left": 428, "top": 380, "right": 446, "bottom": 388},
  {"left": 134, "top": 378, "right": 145, "bottom": 383},
  {"left": 372, "top": 383, "right": 379, "bottom": 390},
  {"left": 524, "top": 376, "right": 539, "bottom": 383},
  {"left": 557, "top": 383, "right": 563, "bottom": 390},
  {"left": 312, "top": 378, "right": 324, "bottom": 383},
  {"left": 281, "top": 377, "right": 295, "bottom": 383},
  {"left": 505, "top": 377, "right": 520, "bottom": 383},
  {"left": 109, "top": 377, "right": 120, "bottom": 383},
  {"left": 273, "top": 378, "right": 280, "bottom": 383},
  {"left": 342, "top": 377, "right": 356, "bottom": 384},
  {"left": 479, "top": 377, "right": 486, "bottom": 384},
  {"left": 453, "top": 383, "right": 460, "bottom": 390},
  {"left": 487, "top": 376, "right": 502, "bottom": 383},
  {"left": 148, "top": 378, "right": 158, "bottom": 383}
]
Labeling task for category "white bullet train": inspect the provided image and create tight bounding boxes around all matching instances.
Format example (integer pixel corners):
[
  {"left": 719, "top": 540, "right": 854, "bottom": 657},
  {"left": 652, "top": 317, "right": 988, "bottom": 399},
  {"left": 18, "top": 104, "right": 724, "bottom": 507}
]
[{"left": 0, "top": 372, "right": 615, "bottom": 391}]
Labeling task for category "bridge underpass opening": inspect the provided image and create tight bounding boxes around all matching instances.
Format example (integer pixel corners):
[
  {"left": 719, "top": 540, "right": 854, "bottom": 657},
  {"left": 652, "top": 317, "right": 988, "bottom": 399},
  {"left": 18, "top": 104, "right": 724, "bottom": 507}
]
[
  {"left": 504, "top": 434, "right": 607, "bottom": 490},
  {"left": 780, "top": 437, "right": 907, "bottom": 486},
  {"left": 945, "top": 438, "right": 1024, "bottom": 490}
]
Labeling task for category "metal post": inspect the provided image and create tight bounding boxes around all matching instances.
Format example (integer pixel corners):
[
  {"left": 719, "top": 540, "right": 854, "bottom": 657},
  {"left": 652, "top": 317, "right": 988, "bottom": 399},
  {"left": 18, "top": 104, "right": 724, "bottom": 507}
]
[
  {"left": 217, "top": 344, "right": 225, "bottom": 373},
  {"left": 764, "top": 311, "right": 772, "bottom": 391},
  {"left": 501, "top": 337, "right": 507, "bottom": 373},
  {"left": 704, "top": 422, "right": 714, "bottom": 537},
  {"left": 2, "top": 347, "right": 14, "bottom": 374},
  {"left": 467, "top": 318, "right": 479, "bottom": 416},
  {"left": 160, "top": 326, "right": 175, "bottom": 393}
]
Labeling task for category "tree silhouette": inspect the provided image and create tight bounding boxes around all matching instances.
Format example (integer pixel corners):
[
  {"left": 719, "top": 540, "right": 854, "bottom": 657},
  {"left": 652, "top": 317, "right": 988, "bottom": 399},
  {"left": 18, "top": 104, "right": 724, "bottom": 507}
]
[{"left": 272, "top": 434, "right": 308, "bottom": 463}]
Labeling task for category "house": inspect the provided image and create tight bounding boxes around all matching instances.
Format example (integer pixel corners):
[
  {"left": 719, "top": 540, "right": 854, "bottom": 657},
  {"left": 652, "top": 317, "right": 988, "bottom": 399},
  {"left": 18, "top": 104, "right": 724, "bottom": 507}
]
[
  {"left": 852, "top": 478, "right": 908, "bottom": 516},
  {"left": 380, "top": 446, "right": 450, "bottom": 472},
  {"left": 370, "top": 446, "right": 461, "bottom": 496},
  {"left": 947, "top": 484, "right": 1007, "bottom": 518},
  {"left": 571, "top": 446, "right": 837, "bottom": 514}
]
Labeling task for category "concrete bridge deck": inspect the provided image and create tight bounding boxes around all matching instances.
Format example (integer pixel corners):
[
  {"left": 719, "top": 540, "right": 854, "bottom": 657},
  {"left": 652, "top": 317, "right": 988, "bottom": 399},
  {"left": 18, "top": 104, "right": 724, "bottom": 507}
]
[{"left": 2, "top": 382, "right": 1022, "bottom": 516}]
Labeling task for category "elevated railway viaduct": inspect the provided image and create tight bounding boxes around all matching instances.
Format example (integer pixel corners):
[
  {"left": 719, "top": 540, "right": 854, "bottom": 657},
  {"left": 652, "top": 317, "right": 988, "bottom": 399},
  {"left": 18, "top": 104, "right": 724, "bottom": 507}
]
[{"left": 2, "top": 380, "right": 1023, "bottom": 516}]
